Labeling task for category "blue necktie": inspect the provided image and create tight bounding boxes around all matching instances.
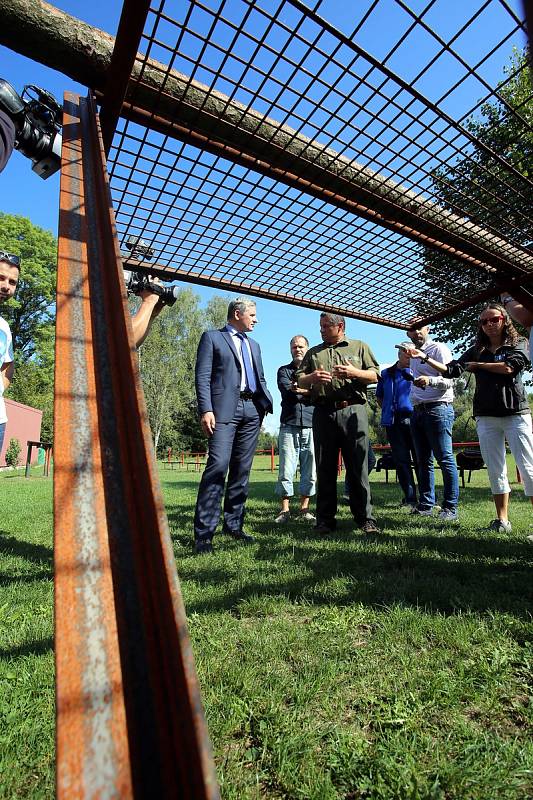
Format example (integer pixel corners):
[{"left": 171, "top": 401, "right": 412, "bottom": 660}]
[{"left": 237, "top": 333, "right": 257, "bottom": 392}]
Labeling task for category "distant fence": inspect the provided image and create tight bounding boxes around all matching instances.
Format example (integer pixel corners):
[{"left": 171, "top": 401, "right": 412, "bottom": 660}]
[
  {"left": 164, "top": 445, "right": 277, "bottom": 472},
  {"left": 162, "top": 441, "right": 521, "bottom": 485}
]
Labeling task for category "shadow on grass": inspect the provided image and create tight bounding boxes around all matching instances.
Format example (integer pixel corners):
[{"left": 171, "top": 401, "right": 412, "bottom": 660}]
[
  {"left": 0, "top": 636, "right": 54, "bottom": 660},
  {"left": 165, "top": 477, "right": 533, "bottom": 619},
  {"left": 0, "top": 533, "right": 53, "bottom": 566}
]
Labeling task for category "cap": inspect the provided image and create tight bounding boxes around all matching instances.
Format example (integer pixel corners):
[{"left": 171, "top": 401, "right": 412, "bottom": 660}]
[{"left": 394, "top": 341, "right": 412, "bottom": 352}]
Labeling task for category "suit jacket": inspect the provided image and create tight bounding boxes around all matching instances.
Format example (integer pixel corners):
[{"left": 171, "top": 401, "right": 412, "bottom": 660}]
[{"left": 195, "top": 328, "right": 273, "bottom": 423}]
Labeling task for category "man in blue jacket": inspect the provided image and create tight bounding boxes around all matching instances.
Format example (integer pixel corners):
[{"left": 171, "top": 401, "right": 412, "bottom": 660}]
[
  {"left": 193, "top": 298, "right": 273, "bottom": 553},
  {"left": 376, "top": 343, "right": 418, "bottom": 509}
]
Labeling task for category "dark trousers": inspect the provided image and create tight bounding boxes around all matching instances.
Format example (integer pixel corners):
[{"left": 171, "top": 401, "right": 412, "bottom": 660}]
[
  {"left": 194, "top": 398, "right": 261, "bottom": 541},
  {"left": 385, "top": 417, "right": 418, "bottom": 504},
  {"left": 313, "top": 404, "right": 373, "bottom": 527}
]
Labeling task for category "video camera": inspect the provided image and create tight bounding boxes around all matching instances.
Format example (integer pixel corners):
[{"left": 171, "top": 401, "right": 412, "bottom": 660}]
[
  {"left": 0, "top": 79, "right": 62, "bottom": 179},
  {"left": 122, "top": 236, "right": 179, "bottom": 307}
]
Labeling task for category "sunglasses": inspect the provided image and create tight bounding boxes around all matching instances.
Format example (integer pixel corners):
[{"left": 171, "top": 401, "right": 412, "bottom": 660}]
[
  {"left": 480, "top": 316, "right": 504, "bottom": 326},
  {"left": 0, "top": 251, "right": 20, "bottom": 267}
]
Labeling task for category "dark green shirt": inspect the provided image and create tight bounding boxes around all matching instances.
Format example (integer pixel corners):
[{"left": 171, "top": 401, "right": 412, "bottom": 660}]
[{"left": 295, "top": 337, "right": 379, "bottom": 404}]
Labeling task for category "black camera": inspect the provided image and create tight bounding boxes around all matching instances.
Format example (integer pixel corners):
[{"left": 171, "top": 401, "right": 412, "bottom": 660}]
[
  {"left": 123, "top": 269, "right": 179, "bottom": 307},
  {"left": 0, "top": 79, "right": 62, "bottom": 179},
  {"left": 123, "top": 236, "right": 179, "bottom": 307}
]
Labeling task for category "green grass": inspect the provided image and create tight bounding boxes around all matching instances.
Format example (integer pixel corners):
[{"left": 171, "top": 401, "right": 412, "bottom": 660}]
[
  {"left": 1, "top": 459, "right": 532, "bottom": 798},
  {"left": 0, "top": 470, "right": 54, "bottom": 800}
]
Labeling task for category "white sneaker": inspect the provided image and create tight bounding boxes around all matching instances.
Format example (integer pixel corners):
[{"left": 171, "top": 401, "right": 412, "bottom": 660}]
[
  {"left": 438, "top": 509, "right": 458, "bottom": 522},
  {"left": 274, "top": 511, "right": 290, "bottom": 524},
  {"left": 488, "top": 519, "right": 512, "bottom": 533}
]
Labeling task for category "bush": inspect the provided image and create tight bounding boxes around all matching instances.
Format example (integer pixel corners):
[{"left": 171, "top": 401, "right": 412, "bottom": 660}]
[{"left": 5, "top": 437, "right": 21, "bottom": 468}]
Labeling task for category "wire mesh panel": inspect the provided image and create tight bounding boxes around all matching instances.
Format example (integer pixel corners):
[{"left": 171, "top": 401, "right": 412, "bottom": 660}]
[{"left": 106, "top": 0, "right": 532, "bottom": 327}]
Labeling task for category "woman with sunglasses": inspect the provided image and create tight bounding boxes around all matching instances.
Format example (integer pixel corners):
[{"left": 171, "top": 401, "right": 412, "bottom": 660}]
[{"left": 407, "top": 303, "right": 533, "bottom": 533}]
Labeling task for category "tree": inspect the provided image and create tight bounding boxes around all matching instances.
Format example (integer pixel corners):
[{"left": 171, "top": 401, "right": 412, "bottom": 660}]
[
  {"left": 5, "top": 437, "right": 21, "bottom": 467},
  {"left": 257, "top": 430, "right": 278, "bottom": 453},
  {"left": 137, "top": 289, "right": 229, "bottom": 455},
  {"left": 0, "top": 213, "right": 56, "bottom": 358},
  {"left": 418, "top": 49, "right": 532, "bottom": 350}
]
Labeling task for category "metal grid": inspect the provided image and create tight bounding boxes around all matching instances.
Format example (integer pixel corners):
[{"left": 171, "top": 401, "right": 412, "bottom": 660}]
[{"left": 106, "top": 0, "right": 532, "bottom": 328}]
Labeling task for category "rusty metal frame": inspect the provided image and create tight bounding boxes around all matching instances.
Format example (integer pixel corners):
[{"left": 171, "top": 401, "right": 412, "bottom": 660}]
[
  {"left": 101, "top": 0, "right": 531, "bottom": 329},
  {"left": 99, "top": 0, "right": 151, "bottom": 155},
  {"left": 55, "top": 91, "right": 219, "bottom": 799}
]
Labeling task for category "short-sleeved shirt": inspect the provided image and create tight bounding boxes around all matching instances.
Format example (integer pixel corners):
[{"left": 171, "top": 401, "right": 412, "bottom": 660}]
[
  {"left": 410, "top": 338, "right": 454, "bottom": 405},
  {"left": 295, "top": 337, "right": 379, "bottom": 405},
  {"left": 0, "top": 316, "right": 14, "bottom": 424}
]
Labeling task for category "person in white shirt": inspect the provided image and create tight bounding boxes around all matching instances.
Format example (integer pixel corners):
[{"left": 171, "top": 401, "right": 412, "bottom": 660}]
[
  {"left": 0, "top": 250, "right": 19, "bottom": 450},
  {"left": 406, "top": 322, "right": 459, "bottom": 522}
]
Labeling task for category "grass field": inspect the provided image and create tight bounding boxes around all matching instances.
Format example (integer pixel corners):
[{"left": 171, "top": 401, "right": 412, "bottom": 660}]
[{"left": 0, "top": 458, "right": 532, "bottom": 798}]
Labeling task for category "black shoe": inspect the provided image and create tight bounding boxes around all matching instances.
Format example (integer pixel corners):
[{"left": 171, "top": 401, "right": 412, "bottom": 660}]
[
  {"left": 194, "top": 539, "right": 213, "bottom": 554},
  {"left": 313, "top": 521, "right": 336, "bottom": 535},
  {"left": 225, "top": 530, "right": 255, "bottom": 544}
]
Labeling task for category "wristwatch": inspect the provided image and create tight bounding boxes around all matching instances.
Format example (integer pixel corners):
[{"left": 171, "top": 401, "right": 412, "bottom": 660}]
[
  {"left": 420, "top": 354, "right": 429, "bottom": 364},
  {"left": 501, "top": 295, "right": 513, "bottom": 306}
]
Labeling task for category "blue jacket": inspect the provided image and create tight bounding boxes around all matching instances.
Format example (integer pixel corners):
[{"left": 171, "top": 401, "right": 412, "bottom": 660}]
[
  {"left": 376, "top": 365, "right": 414, "bottom": 427},
  {"left": 195, "top": 328, "right": 273, "bottom": 423}
]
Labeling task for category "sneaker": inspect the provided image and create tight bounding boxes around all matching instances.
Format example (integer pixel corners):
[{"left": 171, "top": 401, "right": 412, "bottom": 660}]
[
  {"left": 410, "top": 505, "right": 434, "bottom": 517},
  {"left": 360, "top": 519, "right": 380, "bottom": 534},
  {"left": 274, "top": 511, "right": 291, "bottom": 524},
  {"left": 438, "top": 509, "right": 458, "bottom": 523},
  {"left": 300, "top": 510, "right": 316, "bottom": 523},
  {"left": 526, "top": 535, "right": 533, "bottom": 544},
  {"left": 400, "top": 500, "right": 417, "bottom": 511},
  {"left": 488, "top": 519, "right": 512, "bottom": 533}
]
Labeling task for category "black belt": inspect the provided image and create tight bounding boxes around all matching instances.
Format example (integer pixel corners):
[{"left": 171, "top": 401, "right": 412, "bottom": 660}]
[
  {"left": 317, "top": 399, "right": 359, "bottom": 411},
  {"left": 414, "top": 401, "right": 451, "bottom": 410},
  {"left": 240, "top": 390, "right": 256, "bottom": 400}
]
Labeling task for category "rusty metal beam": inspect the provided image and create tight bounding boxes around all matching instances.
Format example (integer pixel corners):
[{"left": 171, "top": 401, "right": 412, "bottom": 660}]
[
  {"left": 99, "top": 0, "right": 151, "bottom": 156},
  {"left": 55, "top": 91, "right": 219, "bottom": 799}
]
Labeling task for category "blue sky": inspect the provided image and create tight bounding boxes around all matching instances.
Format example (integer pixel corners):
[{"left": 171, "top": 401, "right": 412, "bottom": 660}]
[{"left": 0, "top": 0, "right": 526, "bottom": 432}]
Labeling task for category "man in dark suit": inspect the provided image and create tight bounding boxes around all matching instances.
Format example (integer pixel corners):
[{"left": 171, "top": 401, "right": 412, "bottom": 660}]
[{"left": 193, "top": 297, "right": 273, "bottom": 553}]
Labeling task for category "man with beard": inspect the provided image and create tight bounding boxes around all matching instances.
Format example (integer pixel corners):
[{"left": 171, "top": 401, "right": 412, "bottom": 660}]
[{"left": 0, "top": 251, "right": 19, "bottom": 451}]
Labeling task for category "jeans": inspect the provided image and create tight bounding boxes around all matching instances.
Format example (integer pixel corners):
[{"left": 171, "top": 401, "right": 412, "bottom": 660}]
[
  {"left": 276, "top": 424, "right": 316, "bottom": 497},
  {"left": 385, "top": 417, "right": 418, "bottom": 504},
  {"left": 0, "top": 422, "right": 5, "bottom": 453},
  {"left": 411, "top": 403, "right": 459, "bottom": 512}
]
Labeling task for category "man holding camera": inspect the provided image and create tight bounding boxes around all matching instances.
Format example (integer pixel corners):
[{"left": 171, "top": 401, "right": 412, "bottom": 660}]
[
  {"left": 0, "top": 79, "right": 62, "bottom": 179},
  {"left": 131, "top": 284, "right": 165, "bottom": 348},
  {"left": 0, "top": 251, "right": 19, "bottom": 450}
]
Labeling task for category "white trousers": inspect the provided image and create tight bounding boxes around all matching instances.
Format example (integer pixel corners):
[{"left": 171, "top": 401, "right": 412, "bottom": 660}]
[{"left": 476, "top": 414, "right": 533, "bottom": 496}]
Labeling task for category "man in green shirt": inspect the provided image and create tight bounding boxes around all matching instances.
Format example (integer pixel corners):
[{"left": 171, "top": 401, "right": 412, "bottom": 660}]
[{"left": 295, "top": 312, "right": 380, "bottom": 534}]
